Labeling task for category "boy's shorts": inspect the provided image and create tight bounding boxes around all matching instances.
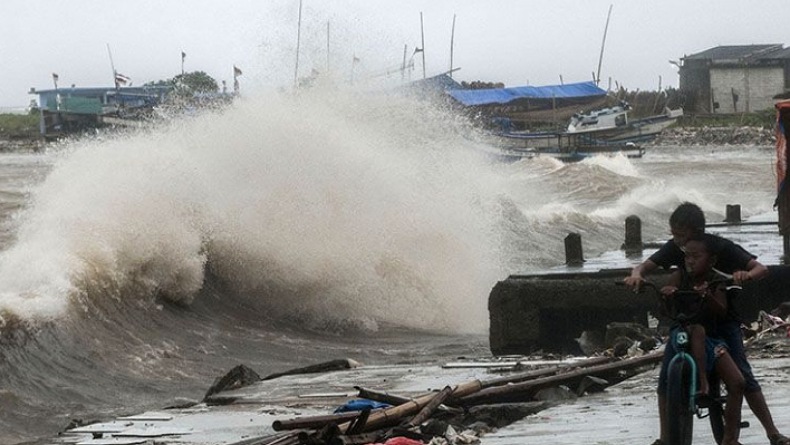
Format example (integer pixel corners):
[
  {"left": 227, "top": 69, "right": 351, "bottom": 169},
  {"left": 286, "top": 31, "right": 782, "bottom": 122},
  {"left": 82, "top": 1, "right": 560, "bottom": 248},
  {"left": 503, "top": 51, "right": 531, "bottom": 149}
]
[{"left": 714, "top": 320, "right": 760, "bottom": 393}]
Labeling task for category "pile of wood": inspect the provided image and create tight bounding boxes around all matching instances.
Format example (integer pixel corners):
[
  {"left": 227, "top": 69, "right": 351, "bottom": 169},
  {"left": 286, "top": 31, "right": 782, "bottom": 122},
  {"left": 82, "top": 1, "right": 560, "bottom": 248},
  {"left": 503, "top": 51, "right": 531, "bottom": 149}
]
[{"left": 233, "top": 352, "right": 663, "bottom": 445}]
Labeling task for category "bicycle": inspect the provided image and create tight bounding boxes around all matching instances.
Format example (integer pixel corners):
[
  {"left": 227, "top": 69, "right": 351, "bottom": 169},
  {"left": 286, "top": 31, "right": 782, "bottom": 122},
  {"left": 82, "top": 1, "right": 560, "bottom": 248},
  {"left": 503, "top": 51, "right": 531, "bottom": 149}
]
[{"left": 627, "top": 280, "right": 749, "bottom": 445}]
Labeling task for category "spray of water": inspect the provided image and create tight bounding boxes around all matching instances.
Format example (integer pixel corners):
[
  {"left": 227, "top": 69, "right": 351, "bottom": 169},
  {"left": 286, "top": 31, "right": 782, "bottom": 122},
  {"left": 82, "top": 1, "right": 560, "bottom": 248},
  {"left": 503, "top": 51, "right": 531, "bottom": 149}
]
[
  {"left": 0, "top": 90, "right": 512, "bottom": 333},
  {"left": 0, "top": 89, "right": 776, "bottom": 333}
]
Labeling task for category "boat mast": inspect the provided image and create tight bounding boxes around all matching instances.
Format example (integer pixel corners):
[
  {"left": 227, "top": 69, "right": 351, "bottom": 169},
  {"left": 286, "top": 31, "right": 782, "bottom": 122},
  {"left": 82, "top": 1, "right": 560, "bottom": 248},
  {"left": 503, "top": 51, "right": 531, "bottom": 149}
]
[
  {"left": 106, "top": 43, "right": 117, "bottom": 84},
  {"left": 106, "top": 43, "right": 121, "bottom": 109},
  {"left": 326, "top": 21, "right": 330, "bottom": 74},
  {"left": 402, "top": 44, "right": 408, "bottom": 82},
  {"left": 449, "top": 14, "right": 456, "bottom": 78},
  {"left": 595, "top": 4, "right": 613, "bottom": 86},
  {"left": 294, "top": 0, "right": 303, "bottom": 89},
  {"left": 420, "top": 12, "right": 426, "bottom": 79}
]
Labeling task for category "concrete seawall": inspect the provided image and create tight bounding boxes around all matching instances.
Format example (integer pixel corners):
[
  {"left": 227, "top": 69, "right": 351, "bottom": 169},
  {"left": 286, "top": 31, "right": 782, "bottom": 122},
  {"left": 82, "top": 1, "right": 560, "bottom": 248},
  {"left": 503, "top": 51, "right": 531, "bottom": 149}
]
[{"left": 489, "top": 211, "right": 790, "bottom": 356}]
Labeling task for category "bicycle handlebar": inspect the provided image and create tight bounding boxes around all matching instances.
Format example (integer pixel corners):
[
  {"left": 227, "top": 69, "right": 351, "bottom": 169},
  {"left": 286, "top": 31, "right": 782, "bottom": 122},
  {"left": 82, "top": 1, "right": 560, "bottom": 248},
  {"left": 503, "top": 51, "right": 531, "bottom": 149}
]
[{"left": 617, "top": 277, "right": 741, "bottom": 324}]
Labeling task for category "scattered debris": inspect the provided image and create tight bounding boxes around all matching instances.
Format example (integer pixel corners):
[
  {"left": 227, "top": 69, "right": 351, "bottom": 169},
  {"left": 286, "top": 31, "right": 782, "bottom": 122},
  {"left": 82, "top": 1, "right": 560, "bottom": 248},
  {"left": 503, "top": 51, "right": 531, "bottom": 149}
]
[
  {"left": 204, "top": 364, "right": 262, "bottom": 402},
  {"left": 262, "top": 359, "right": 361, "bottom": 381}
]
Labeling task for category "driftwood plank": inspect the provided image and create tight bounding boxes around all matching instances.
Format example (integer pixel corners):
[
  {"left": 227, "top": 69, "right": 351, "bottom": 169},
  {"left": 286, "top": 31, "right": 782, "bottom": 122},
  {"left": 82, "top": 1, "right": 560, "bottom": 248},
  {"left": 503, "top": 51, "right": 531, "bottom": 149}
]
[{"left": 262, "top": 359, "right": 360, "bottom": 381}]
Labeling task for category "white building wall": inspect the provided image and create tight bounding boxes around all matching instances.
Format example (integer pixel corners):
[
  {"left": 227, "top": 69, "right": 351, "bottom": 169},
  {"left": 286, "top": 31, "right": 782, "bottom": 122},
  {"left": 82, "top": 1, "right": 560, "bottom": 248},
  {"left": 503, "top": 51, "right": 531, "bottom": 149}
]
[{"left": 710, "top": 67, "right": 784, "bottom": 113}]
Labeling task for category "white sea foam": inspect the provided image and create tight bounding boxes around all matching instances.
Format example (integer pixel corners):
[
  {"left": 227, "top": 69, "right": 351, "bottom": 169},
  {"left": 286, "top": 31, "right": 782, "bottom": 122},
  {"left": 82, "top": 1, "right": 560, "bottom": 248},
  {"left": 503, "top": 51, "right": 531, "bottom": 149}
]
[{"left": 0, "top": 91, "right": 506, "bottom": 332}]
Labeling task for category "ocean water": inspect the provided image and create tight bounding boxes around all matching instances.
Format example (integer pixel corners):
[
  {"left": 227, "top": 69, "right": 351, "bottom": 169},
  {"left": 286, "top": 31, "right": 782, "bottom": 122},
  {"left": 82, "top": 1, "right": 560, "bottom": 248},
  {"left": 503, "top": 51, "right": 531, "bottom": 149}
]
[{"left": 0, "top": 90, "right": 777, "bottom": 444}]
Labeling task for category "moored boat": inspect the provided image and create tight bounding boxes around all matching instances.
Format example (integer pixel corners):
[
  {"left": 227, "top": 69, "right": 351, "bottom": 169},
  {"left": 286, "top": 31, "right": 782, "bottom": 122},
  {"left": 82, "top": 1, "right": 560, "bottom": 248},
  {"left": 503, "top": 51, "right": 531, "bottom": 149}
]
[{"left": 492, "top": 101, "right": 682, "bottom": 150}]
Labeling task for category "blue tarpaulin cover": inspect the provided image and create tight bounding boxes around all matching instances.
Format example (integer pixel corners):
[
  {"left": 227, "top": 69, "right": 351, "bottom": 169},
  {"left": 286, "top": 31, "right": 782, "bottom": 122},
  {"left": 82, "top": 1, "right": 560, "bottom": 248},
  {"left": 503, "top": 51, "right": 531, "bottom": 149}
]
[
  {"left": 447, "top": 81, "right": 606, "bottom": 106},
  {"left": 333, "top": 399, "right": 391, "bottom": 413}
]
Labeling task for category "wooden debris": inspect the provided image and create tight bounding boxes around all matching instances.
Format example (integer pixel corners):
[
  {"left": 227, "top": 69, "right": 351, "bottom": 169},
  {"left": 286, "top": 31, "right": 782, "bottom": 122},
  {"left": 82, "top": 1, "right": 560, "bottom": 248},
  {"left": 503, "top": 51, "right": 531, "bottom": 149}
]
[
  {"left": 457, "top": 351, "right": 663, "bottom": 406},
  {"left": 262, "top": 359, "right": 360, "bottom": 381},
  {"left": 204, "top": 364, "right": 262, "bottom": 401},
  {"left": 273, "top": 412, "right": 362, "bottom": 432},
  {"left": 402, "top": 386, "right": 454, "bottom": 428}
]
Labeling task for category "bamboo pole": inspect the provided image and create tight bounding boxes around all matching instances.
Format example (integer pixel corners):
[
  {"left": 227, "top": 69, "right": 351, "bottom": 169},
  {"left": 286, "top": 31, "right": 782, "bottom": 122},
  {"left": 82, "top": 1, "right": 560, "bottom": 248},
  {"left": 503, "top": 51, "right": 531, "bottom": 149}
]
[
  {"left": 458, "top": 351, "right": 663, "bottom": 406},
  {"left": 337, "top": 379, "right": 483, "bottom": 433},
  {"left": 354, "top": 387, "right": 412, "bottom": 406},
  {"left": 354, "top": 386, "right": 463, "bottom": 415},
  {"left": 275, "top": 355, "right": 615, "bottom": 434},
  {"left": 273, "top": 412, "right": 362, "bottom": 431},
  {"left": 480, "top": 356, "right": 614, "bottom": 389},
  {"left": 403, "top": 386, "right": 454, "bottom": 428}
]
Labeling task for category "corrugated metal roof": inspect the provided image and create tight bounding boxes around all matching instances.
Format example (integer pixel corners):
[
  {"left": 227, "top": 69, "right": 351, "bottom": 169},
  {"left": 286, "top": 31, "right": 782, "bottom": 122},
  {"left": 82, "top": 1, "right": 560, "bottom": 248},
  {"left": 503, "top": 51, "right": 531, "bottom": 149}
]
[
  {"left": 446, "top": 81, "right": 606, "bottom": 107},
  {"left": 683, "top": 44, "right": 785, "bottom": 61},
  {"left": 762, "top": 46, "right": 790, "bottom": 59}
]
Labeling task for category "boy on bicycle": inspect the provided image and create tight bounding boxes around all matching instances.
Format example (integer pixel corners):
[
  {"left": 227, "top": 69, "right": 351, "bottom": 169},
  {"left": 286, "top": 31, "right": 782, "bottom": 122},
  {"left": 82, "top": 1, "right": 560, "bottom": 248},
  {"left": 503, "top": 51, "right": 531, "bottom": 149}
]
[
  {"left": 624, "top": 202, "right": 788, "bottom": 445},
  {"left": 661, "top": 234, "right": 745, "bottom": 445}
]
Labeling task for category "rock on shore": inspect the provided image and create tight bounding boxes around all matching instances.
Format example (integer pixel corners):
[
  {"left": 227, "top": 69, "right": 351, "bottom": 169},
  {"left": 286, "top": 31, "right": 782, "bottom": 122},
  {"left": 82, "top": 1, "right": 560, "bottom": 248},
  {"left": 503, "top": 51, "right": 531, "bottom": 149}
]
[{"left": 651, "top": 126, "right": 775, "bottom": 146}]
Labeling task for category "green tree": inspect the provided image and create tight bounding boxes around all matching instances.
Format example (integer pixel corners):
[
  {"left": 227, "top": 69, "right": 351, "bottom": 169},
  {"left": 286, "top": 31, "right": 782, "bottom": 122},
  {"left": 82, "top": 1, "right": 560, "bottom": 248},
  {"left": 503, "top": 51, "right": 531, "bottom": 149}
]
[{"left": 146, "top": 71, "right": 219, "bottom": 96}]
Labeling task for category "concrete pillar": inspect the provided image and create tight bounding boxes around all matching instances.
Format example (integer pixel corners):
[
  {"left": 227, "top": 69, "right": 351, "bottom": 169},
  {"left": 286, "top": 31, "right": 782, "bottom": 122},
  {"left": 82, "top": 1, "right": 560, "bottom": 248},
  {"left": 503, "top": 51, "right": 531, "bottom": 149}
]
[
  {"left": 565, "top": 232, "right": 584, "bottom": 266},
  {"left": 724, "top": 204, "right": 741, "bottom": 223},
  {"left": 622, "top": 215, "right": 643, "bottom": 253}
]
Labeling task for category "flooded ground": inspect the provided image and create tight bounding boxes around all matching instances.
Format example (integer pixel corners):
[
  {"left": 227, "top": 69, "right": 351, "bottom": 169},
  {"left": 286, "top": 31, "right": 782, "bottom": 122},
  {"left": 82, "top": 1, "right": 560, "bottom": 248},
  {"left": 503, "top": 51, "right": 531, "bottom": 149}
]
[
  {"left": 51, "top": 338, "right": 790, "bottom": 445},
  {"left": 482, "top": 352, "right": 790, "bottom": 445}
]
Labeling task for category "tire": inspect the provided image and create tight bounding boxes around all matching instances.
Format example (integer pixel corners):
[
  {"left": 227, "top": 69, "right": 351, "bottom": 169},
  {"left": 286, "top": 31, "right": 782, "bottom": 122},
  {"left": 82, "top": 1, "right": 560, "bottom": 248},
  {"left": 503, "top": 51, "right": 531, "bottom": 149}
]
[
  {"left": 707, "top": 374, "right": 725, "bottom": 445},
  {"left": 667, "top": 355, "right": 695, "bottom": 445}
]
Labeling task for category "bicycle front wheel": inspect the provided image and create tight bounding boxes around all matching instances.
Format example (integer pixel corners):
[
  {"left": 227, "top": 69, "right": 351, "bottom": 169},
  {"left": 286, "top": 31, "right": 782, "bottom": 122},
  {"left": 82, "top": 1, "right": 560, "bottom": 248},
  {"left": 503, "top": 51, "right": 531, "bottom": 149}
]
[
  {"left": 707, "top": 374, "right": 725, "bottom": 445},
  {"left": 666, "top": 356, "right": 695, "bottom": 445}
]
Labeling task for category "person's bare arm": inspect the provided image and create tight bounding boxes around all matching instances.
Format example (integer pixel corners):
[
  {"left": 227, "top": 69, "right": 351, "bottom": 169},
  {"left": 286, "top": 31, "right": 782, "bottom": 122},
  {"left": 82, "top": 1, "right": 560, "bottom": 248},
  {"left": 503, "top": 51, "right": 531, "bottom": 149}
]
[
  {"left": 731, "top": 259, "right": 769, "bottom": 284},
  {"left": 623, "top": 259, "right": 659, "bottom": 290}
]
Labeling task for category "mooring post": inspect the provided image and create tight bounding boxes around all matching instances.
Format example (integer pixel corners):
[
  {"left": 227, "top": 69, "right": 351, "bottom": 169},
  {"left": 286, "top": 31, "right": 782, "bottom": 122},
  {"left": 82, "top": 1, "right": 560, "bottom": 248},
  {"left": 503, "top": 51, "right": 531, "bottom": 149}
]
[
  {"left": 565, "top": 232, "right": 584, "bottom": 266},
  {"left": 724, "top": 204, "right": 741, "bottom": 224},
  {"left": 622, "top": 215, "right": 643, "bottom": 254}
]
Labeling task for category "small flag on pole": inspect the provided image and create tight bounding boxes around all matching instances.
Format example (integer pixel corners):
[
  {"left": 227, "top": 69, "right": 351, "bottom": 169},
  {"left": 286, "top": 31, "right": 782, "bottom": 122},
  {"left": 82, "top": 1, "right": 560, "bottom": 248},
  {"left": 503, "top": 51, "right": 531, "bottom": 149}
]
[
  {"left": 181, "top": 51, "right": 186, "bottom": 61},
  {"left": 52, "top": 73, "right": 59, "bottom": 82},
  {"left": 233, "top": 65, "right": 242, "bottom": 77},
  {"left": 413, "top": 47, "right": 423, "bottom": 54},
  {"left": 353, "top": 55, "right": 360, "bottom": 63}
]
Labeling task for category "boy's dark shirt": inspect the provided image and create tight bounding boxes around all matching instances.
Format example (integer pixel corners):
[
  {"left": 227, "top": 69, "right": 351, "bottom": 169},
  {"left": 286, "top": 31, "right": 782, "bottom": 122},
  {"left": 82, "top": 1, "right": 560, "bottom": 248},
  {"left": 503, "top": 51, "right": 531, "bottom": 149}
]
[
  {"left": 649, "top": 233, "right": 754, "bottom": 273},
  {"left": 649, "top": 233, "right": 752, "bottom": 322},
  {"left": 675, "top": 268, "right": 726, "bottom": 333}
]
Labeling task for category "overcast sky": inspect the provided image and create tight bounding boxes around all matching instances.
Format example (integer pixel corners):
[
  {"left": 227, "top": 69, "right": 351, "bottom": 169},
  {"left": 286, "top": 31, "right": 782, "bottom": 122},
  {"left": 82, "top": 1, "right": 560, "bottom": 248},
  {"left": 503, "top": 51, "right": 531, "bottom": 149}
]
[{"left": 0, "top": 0, "right": 786, "bottom": 108}]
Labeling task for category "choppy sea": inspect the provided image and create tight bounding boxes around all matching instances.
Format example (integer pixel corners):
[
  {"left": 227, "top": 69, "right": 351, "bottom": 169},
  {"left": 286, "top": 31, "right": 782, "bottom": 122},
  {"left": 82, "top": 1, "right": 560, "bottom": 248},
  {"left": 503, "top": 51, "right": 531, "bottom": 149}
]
[{"left": 0, "top": 90, "right": 778, "bottom": 444}]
